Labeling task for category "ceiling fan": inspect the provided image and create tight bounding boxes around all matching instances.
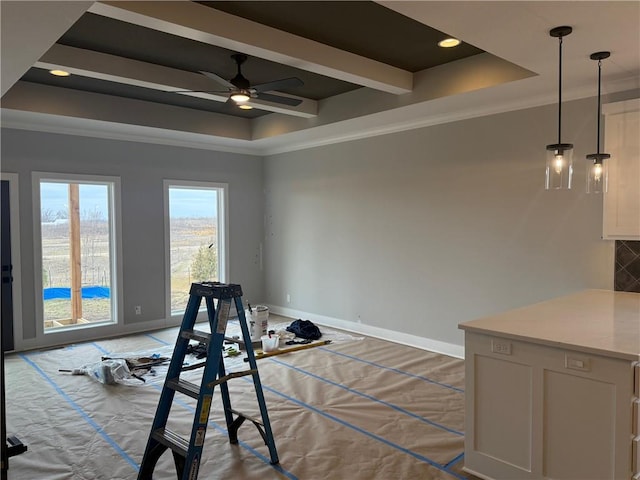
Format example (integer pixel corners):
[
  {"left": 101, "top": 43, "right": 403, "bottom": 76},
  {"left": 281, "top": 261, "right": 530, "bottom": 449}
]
[{"left": 198, "top": 53, "right": 304, "bottom": 107}]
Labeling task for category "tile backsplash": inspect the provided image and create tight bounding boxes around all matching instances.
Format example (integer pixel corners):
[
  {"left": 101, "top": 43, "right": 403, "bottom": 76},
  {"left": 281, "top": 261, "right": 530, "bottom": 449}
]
[{"left": 614, "top": 241, "right": 640, "bottom": 292}]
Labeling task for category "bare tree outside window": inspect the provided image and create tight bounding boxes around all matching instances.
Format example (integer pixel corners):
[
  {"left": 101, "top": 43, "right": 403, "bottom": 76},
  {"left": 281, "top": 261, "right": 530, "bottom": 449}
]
[{"left": 166, "top": 183, "right": 226, "bottom": 315}]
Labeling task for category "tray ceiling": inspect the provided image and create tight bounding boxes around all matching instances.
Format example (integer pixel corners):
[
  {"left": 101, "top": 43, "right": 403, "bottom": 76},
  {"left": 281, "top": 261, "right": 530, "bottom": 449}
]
[{"left": 1, "top": 1, "right": 638, "bottom": 155}]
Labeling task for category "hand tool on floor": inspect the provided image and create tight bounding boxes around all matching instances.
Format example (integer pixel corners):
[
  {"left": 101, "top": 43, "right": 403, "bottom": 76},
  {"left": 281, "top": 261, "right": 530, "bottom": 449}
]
[
  {"left": 245, "top": 339, "right": 332, "bottom": 362},
  {"left": 137, "top": 282, "right": 278, "bottom": 480}
]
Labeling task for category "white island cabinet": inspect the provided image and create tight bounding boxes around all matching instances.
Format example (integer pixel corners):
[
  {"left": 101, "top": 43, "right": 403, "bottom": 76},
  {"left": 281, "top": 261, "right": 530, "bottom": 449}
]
[{"left": 459, "top": 290, "right": 640, "bottom": 480}]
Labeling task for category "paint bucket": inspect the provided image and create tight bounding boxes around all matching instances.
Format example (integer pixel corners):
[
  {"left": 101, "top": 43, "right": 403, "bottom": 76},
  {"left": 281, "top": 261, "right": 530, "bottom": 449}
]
[
  {"left": 247, "top": 305, "right": 268, "bottom": 341},
  {"left": 261, "top": 334, "right": 280, "bottom": 352}
]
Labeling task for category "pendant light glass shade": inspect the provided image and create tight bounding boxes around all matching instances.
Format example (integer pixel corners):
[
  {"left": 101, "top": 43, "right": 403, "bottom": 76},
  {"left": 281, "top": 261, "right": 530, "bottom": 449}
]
[
  {"left": 546, "top": 145, "right": 574, "bottom": 190},
  {"left": 585, "top": 51, "right": 611, "bottom": 194},
  {"left": 545, "top": 26, "right": 573, "bottom": 190},
  {"left": 586, "top": 154, "right": 609, "bottom": 193}
]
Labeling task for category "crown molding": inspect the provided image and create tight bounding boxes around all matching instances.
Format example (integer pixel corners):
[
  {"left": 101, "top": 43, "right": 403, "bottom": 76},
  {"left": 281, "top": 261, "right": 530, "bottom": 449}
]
[
  {"left": 2, "top": 75, "right": 638, "bottom": 157},
  {"left": 257, "top": 77, "right": 640, "bottom": 156},
  {"left": 0, "top": 109, "right": 262, "bottom": 156}
]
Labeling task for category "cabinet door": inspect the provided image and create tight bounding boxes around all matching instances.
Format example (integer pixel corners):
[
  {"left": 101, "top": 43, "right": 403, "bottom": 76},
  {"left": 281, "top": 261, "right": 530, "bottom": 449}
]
[
  {"left": 464, "top": 334, "right": 540, "bottom": 479},
  {"left": 464, "top": 333, "right": 633, "bottom": 479},
  {"left": 603, "top": 98, "right": 640, "bottom": 240},
  {"left": 543, "top": 370, "right": 616, "bottom": 479}
]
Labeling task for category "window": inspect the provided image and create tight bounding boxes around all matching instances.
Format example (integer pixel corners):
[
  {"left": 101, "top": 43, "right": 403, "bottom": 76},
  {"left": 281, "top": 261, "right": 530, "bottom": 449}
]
[
  {"left": 165, "top": 181, "right": 228, "bottom": 316},
  {"left": 34, "top": 174, "right": 120, "bottom": 332}
]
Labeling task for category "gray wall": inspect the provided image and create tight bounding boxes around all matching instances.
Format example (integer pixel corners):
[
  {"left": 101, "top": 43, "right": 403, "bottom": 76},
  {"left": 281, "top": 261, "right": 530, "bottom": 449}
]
[
  {"left": 1, "top": 129, "right": 264, "bottom": 341},
  {"left": 3, "top": 90, "right": 636, "bottom": 349},
  {"left": 263, "top": 95, "right": 627, "bottom": 346}
]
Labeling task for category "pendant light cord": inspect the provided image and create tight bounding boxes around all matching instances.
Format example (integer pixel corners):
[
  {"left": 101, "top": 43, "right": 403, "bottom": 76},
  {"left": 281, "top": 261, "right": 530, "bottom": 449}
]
[
  {"left": 596, "top": 59, "right": 602, "bottom": 154},
  {"left": 557, "top": 36, "right": 563, "bottom": 145}
]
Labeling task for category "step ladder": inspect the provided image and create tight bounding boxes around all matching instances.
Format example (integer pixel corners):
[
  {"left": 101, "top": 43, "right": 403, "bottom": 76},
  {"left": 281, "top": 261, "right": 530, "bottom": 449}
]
[{"left": 137, "top": 282, "right": 278, "bottom": 480}]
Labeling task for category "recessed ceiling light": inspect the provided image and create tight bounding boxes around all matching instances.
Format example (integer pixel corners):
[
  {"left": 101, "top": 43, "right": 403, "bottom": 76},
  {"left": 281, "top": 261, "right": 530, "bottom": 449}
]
[
  {"left": 49, "top": 69, "right": 71, "bottom": 77},
  {"left": 438, "top": 38, "right": 461, "bottom": 48},
  {"left": 238, "top": 104, "right": 253, "bottom": 110}
]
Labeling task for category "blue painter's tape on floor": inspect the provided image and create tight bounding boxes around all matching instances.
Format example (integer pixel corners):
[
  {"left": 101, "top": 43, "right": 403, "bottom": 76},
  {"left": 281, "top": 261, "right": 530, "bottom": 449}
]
[
  {"left": 320, "top": 347, "right": 464, "bottom": 393},
  {"left": 19, "top": 353, "right": 140, "bottom": 472},
  {"left": 93, "top": 341, "right": 298, "bottom": 479},
  {"left": 144, "top": 333, "right": 171, "bottom": 345},
  {"left": 245, "top": 377, "right": 467, "bottom": 480},
  {"left": 91, "top": 342, "right": 110, "bottom": 355},
  {"left": 141, "top": 329, "right": 463, "bottom": 479},
  {"left": 444, "top": 452, "right": 465, "bottom": 468},
  {"left": 269, "top": 356, "right": 463, "bottom": 436}
]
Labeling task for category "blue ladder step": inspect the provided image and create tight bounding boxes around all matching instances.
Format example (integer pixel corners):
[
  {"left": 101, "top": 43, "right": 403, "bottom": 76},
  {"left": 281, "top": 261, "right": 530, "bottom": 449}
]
[
  {"left": 208, "top": 369, "right": 257, "bottom": 388},
  {"left": 180, "top": 329, "right": 211, "bottom": 343},
  {"left": 166, "top": 378, "right": 200, "bottom": 399},
  {"left": 228, "top": 408, "right": 263, "bottom": 427},
  {"left": 151, "top": 428, "right": 189, "bottom": 458}
]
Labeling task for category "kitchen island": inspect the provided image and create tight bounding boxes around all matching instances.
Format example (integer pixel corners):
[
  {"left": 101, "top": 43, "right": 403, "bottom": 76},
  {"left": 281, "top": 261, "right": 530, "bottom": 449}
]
[{"left": 459, "top": 289, "right": 640, "bottom": 480}]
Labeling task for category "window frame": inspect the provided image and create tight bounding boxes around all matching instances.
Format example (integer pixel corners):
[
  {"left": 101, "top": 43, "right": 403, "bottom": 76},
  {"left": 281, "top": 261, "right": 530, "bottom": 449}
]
[
  {"left": 32, "top": 172, "right": 123, "bottom": 346},
  {"left": 163, "top": 180, "right": 229, "bottom": 320}
]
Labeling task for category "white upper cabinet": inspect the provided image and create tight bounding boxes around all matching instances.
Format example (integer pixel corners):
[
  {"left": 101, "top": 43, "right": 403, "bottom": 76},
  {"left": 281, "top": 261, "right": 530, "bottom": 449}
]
[{"left": 603, "top": 98, "right": 640, "bottom": 240}]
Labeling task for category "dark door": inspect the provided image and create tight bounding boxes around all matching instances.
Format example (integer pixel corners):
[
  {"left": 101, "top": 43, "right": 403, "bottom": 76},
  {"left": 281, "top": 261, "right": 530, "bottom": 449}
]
[
  {"left": 1, "top": 179, "right": 12, "bottom": 479},
  {"left": 1, "top": 180, "right": 14, "bottom": 352}
]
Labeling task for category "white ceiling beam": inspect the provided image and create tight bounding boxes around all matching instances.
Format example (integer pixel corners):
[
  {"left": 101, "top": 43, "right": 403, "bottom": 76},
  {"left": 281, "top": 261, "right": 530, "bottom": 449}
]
[
  {"left": 36, "top": 44, "right": 318, "bottom": 118},
  {"left": 2, "top": 81, "right": 252, "bottom": 140},
  {"left": 0, "top": 1, "right": 93, "bottom": 96},
  {"left": 89, "top": 1, "right": 412, "bottom": 95}
]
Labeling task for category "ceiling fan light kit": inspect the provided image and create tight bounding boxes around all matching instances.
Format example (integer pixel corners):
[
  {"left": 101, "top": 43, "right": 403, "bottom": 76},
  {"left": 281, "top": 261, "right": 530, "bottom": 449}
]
[
  {"left": 230, "top": 90, "right": 251, "bottom": 104},
  {"left": 197, "top": 53, "right": 304, "bottom": 109}
]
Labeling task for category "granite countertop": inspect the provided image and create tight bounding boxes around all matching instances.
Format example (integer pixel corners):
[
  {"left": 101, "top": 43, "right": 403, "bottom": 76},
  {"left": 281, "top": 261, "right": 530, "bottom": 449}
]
[{"left": 459, "top": 289, "right": 640, "bottom": 361}]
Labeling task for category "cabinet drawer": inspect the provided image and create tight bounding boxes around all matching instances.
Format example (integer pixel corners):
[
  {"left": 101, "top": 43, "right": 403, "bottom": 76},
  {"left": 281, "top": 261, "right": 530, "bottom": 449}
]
[
  {"left": 635, "top": 362, "right": 640, "bottom": 397},
  {"left": 634, "top": 436, "right": 640, "bottom": 475},
  {"left": 634, "top": 400, "right": 640, "bottom": 436}
]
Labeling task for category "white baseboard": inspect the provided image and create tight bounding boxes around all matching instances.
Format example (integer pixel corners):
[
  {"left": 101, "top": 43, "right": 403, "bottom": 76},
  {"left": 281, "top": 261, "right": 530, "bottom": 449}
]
[
  {"left": 267, "top": 305, "right": 465, "bottom": 359},
  {"left": 13, "top": 306, "right": 465, "bottom": 359}
]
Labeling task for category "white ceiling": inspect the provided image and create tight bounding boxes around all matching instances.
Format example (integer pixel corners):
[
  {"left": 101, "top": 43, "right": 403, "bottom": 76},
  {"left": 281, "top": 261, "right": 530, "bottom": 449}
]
[{"left": 1, "top": 1, "right": 638, "bottom": 156}]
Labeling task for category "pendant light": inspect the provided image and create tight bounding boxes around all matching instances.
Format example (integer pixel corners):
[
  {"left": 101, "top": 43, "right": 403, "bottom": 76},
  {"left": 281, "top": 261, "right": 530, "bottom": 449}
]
[
  {"left": 586, "top": 51, "right": 611, "bottom": 194},
  {"left": 545, "top": 26, "right": 574, "bottom": 190}
]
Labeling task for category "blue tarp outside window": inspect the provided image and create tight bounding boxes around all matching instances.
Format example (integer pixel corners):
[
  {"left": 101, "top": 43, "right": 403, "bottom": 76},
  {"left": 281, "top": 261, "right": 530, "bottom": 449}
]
[{"left": 43, "top": 286, "right": 110, "bottom": 300}]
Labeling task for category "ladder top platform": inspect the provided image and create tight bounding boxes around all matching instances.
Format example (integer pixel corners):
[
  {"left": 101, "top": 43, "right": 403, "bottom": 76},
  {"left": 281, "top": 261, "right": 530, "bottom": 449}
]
[{"left": 189, "top": 282, "right": 243, "bottom": 299}]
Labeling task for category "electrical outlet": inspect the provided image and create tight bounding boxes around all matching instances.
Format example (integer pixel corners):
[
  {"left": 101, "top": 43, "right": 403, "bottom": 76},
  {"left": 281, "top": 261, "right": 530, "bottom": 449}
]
[
  {"left": 565, "top": 354, "right": 591, "bottom": 372},
  {"left": 286, "top": 293, "right": 291, "bottom": 303},
  {"left": 491, "top": 339, "right": 512, "bottom": 355},
  {"left": 135, "top": 305, "right": 142, "bottom": 315}
]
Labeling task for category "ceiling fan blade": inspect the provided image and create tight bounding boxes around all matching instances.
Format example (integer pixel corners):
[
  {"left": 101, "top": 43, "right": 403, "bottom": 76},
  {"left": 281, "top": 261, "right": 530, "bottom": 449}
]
[
  {"left": 199, "top": 70, "right": 235, "bottom": 89},
  {"left": 257, "top": 92, "right": 303, "bottom": 107},
  {"left": 173, "top": 89, "right": 230, "bottom": 94},
  {"left": 252, "top": 77, "right": 304, "bottom": 93}
]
